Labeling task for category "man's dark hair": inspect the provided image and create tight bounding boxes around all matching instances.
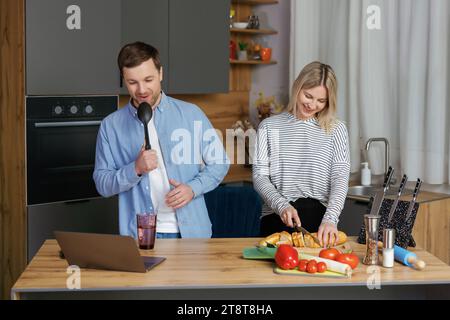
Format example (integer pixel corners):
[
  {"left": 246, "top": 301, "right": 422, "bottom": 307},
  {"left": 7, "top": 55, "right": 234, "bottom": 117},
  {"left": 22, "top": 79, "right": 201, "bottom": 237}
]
[{"left": 117, "top": 41, "right": 161, "bottom": 76}]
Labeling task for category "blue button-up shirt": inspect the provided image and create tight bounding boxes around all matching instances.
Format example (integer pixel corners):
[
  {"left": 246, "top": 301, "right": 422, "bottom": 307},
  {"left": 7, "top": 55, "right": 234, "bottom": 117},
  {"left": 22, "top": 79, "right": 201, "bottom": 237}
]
[{"left": 93, "top": 92, "right": 230, "bottom": 238}]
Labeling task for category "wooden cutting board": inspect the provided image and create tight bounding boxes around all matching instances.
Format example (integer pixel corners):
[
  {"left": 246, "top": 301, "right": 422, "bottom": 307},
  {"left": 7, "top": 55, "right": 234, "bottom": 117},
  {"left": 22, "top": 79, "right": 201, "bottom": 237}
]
[{"left": 274, "top": 266, "right": 350, "bottom": 278}]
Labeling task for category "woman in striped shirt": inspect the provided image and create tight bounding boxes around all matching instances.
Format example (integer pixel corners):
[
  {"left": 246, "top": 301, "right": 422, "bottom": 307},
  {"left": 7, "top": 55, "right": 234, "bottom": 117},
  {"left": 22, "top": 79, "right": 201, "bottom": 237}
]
[{"left": 253, "top": 61, "right": 350, "bottom": 247}]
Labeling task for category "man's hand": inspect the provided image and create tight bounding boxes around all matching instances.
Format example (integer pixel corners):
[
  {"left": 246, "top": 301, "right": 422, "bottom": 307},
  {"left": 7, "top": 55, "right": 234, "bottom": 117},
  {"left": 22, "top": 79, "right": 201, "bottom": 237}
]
[
  {"left": 166, "top": 179, "right": 195, "bottom": 209},
  {"left": 280, "top": 206, "right": 301, "bottom": 228},
  {"left": 317, "top": 222, "right": 338, "bottom": 248},
  {"left": 135, "top": 145, "right": 158, "bottom": 176}
]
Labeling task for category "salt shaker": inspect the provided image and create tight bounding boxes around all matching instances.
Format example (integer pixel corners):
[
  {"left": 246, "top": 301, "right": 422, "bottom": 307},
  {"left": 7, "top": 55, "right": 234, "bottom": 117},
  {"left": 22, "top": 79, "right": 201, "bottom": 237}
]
[
  {"left": 363, "top": 214, "right": 381, "bottom": 265},
  {"left": 382, "top": 229, "right": 395, "bottom": 268}
]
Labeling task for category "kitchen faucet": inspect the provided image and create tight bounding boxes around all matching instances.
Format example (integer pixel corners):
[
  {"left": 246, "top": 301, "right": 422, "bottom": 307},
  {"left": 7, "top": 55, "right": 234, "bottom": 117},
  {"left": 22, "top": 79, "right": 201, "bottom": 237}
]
[{"left": 365, "top": 137, "right": 393, "bottom": 183}]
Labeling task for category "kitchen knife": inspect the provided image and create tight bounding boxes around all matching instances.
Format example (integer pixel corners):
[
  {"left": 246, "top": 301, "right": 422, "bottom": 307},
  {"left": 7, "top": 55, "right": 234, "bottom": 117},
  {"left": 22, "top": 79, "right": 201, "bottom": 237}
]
[
  {"left": 369, "top": 166, "right": 394, "bottom": 216},
  {"left": 405, "top": 178, "right": 422, "bottom": 221},
  {"left": 387, "top": 174, "right": 408, "bottom": 223},
  {"left": 294, "top": 224, "right": 322, "bottom": 247}
]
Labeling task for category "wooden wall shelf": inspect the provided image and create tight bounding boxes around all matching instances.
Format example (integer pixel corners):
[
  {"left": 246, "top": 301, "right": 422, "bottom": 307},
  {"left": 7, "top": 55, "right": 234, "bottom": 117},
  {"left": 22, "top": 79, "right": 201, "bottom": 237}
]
[
  {"left": 232, "top": 0, "right": 278, "bottom": 5},
  {"left": 230, "top": 28, "right": 277, "bottom": 35},
  {"left": 230, "top": 59, "right": 276, "bottom": 65},
  {"left": 229, "top": 0, "right": 279, "bottom": 91}
]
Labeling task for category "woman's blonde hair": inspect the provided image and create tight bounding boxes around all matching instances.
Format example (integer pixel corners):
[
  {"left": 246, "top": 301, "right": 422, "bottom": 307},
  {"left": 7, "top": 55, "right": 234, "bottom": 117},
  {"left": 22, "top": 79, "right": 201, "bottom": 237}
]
[{"left": 287, "top": 61, "right": 338, "bottom": 133}]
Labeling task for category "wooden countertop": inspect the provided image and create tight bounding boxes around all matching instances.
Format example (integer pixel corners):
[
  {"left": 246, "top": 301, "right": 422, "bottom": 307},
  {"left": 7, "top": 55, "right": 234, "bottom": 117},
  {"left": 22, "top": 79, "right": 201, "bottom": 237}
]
[{"left": 12, "top": 237, "right": 450, "bottom": 299}]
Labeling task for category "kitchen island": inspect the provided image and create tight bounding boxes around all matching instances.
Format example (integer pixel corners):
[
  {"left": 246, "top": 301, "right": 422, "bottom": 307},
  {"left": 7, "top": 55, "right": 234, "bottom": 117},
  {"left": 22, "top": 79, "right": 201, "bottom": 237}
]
[{"left": 11, "top": 237, "right": 450, "bottom": 300}]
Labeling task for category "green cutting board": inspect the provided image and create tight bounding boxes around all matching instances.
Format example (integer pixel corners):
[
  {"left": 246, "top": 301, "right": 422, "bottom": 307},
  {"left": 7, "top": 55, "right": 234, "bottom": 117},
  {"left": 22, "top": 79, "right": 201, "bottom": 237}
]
[
  {"left": 274, "top": 267, "right": 349, "bottom": 278},
  {"left": 242, "top": 247, "right": 276, "bottom": 259}
]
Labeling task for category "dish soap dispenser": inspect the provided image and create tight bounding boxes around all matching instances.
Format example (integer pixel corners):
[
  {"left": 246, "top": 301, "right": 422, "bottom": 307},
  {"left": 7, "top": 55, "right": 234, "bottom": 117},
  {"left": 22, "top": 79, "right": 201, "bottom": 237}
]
[{"left": 361, "top": 162, "right": 371, "bottom": 186}]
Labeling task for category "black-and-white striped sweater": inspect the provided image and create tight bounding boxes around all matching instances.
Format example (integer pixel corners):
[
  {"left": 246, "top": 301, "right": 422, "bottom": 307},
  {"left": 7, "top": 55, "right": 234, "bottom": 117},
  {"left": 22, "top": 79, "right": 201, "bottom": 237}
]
[{"left": 252, "top": 112, "right": 350, "bottom": 225}]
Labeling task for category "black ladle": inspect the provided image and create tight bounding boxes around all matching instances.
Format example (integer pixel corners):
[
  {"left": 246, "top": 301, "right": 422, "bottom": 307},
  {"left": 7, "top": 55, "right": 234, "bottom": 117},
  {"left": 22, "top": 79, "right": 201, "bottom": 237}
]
[{"left": 137, "top": 102, "right": 153, "bottom": 150}]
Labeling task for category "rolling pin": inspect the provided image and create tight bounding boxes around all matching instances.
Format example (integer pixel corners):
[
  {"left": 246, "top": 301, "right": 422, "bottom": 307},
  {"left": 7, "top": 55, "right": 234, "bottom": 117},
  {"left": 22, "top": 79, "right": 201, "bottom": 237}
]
[{"left": 377, "top": 242, "right": 426, "bottom": 270}]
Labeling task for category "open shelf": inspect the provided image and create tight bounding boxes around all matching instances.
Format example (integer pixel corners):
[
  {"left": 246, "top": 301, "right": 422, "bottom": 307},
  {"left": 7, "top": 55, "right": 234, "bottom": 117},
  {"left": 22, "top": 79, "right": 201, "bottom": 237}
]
[
  {"left": 229, "top": 0, "right": 278, "bottom": 91},
  {"left": 230, "top": 59, "right": 277, "bottom": 65},
  {"left": 230, "top": 28, "right": 277, "bottom": 35},
  {"left": 232, "top": 0, "right": 278, "bottom": 5}
]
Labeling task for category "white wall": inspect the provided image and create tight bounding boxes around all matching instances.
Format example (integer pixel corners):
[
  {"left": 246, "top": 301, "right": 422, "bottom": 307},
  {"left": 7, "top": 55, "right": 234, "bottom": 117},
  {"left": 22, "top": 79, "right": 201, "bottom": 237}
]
[{"left": 249, "top": 0, "right": 291, "bottom": 127}]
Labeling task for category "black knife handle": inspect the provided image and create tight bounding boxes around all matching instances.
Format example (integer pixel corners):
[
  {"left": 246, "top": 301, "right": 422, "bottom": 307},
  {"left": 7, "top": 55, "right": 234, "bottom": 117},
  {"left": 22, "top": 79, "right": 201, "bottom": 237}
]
[
  {"left": 398, "top": 174, "right": 408, "bottom": 194},
  {"left": 413, "top": 178, "right": 422, "bottom": 200},
  {"left": 383, "top": 166, "right": 394, "bottom": 189}
]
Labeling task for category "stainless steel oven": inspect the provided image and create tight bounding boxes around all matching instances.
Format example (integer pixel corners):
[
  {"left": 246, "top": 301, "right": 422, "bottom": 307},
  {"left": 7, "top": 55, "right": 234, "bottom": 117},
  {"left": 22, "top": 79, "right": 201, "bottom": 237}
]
[{"left": 26, "top": 96, "right": 119, "bottom": 261}]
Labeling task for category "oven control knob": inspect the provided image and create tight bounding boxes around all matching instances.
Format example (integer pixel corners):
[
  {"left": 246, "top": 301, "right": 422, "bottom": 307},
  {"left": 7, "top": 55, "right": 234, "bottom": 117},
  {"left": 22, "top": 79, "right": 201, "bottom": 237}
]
[
  {"left": 70, "top": 105, "right": 78, "bottom": 114},
  {"left": 85, "top": 105, "right": 93, "bottom": 114},
  {"left": 54, "top": 106, "right": 63, "bottom": 115}
]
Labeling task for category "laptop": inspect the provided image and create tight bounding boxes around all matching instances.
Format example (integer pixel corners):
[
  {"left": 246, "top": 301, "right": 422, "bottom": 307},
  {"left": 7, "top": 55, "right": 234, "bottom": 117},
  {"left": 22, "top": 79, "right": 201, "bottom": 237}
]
[{"left": 54, "top": 231, "right": 166, "bottom": 273}]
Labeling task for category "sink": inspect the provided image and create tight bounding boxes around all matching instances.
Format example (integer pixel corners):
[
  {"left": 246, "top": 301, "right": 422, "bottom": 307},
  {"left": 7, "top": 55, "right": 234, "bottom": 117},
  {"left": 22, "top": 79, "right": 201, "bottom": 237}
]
[
  {"left": 347, "top": 185, "right": 379, "bottom": 197},
  {"left": 347, "top": 185, "right": 413, "bottom": 198}
]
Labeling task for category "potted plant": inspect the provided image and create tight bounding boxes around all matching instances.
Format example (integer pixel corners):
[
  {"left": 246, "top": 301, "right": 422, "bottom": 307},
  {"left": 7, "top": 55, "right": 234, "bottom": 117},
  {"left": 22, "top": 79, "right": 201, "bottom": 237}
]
[{"left": 237, "top": 42, "right": 248, "bottom": 61}]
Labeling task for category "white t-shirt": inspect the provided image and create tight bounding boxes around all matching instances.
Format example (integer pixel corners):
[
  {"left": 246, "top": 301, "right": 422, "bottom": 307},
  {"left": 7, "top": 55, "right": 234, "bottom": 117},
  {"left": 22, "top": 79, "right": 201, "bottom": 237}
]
[{"left": 147, "top": 117, "right": 179, "bottom": 233}]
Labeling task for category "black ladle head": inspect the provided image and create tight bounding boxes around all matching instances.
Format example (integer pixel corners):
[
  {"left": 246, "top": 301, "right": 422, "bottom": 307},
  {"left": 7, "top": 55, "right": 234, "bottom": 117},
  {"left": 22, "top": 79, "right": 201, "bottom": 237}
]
[
  {"left": 137, "top": 102, "right": 153, "bottom": 150},
  {"left": 137, "top": 102, "right": 153, "bottom": 124}
]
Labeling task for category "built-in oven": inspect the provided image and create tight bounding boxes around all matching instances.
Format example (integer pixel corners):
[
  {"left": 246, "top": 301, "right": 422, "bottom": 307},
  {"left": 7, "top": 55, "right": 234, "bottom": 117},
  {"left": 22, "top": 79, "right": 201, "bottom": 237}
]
[
  {"left": 26, "top": 96, "right": 117, "bottom": 204},
  {"left": 26, "top": 96, "right": 119, "bottom": 261}
]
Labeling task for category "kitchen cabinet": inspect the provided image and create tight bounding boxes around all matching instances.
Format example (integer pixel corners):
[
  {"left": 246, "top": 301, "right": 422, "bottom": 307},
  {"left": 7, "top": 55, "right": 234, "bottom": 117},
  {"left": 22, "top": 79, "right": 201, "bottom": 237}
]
[
  {"left": 339, "top": 199, "right": 369, "bottom": 236},
  {"left": 27, "top": 197, "right": 119, "bottom": 262},
  {"left": 120, "top": 0, "right": 229, "bottom": 95},
  {"left": 412, "top": 198, "right": 450, "bottom": 265},
  {"left": 120, "top": 0, "right": 169, "bottom": 94},
  {"left": 168, "top": 0, "right": 229, "bottom": 94},
  {"left": 26, "top": 0, "right": 121, "bottom": 95}
]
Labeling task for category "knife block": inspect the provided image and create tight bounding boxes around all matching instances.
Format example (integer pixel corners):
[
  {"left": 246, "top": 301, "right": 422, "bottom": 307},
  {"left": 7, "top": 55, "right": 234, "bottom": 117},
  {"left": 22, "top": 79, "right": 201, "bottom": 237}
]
[{"left": 356, "top": 199, "right": 420, "bottom": 249}]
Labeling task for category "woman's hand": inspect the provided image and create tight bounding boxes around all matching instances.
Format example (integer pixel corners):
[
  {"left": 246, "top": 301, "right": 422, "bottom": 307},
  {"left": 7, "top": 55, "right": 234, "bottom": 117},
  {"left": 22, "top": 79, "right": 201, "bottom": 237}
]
[
  {"left": 280, "top": 206, "right": 301, "bottom": 228},
  {"left": 317, "top": 222, "right": 338, "bottom": 248}
]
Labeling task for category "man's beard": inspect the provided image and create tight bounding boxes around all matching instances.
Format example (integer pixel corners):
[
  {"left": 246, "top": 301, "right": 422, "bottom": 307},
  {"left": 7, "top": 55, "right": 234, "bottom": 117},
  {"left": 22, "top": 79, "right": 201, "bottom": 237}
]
[{"left": 149, "top": 91, "right": 160, "bottom": 107}]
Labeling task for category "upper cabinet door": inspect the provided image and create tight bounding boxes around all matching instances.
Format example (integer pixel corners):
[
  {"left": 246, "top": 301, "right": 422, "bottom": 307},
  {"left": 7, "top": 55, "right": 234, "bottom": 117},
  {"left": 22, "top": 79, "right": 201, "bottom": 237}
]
[
  {"left": 168, "top": 0, "right": 230, "bottom": 94},
  {"left": 120, "top": 0, "right": 169, "bottom": 94},
  {"left": 26, "top": 0, "right": 121, "bottom": 95}
]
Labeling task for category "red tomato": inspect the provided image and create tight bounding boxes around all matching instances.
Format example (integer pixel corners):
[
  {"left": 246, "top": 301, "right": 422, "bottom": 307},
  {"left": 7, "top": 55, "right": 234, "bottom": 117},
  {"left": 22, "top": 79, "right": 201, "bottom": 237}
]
[
  {"left": 275, "top": 244, "right": 299, "bottom": 270},
  {"left": 335, "top": 253, "right": 360, "bottom": 269},
  {"left": 308, "top": 259, "right": 317, "bottom": 265},
  {"left": 319, "top": 248, "right": 341, "bottom": 260},
  {"left": 317, "top": 262, "right": 327, "bottom": 273},
  {"left": 298, "top": 259, "right": 308, "bottom": 272},
  {"left": 306, "top": 261, "right": 317, "bottom": 274}
]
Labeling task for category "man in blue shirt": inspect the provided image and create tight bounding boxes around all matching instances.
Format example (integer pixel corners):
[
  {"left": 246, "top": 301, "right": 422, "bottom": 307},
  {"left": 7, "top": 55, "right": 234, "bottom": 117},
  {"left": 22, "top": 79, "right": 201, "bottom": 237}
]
[{"left": 93, "top": 42, "right": 229, "bottom": 239}]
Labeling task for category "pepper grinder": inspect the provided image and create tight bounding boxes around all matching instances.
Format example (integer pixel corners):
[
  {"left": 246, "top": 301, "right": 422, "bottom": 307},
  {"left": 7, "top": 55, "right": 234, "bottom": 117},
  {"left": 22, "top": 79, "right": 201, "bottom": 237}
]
[{"left": 363, "top": 214, "right": 381, "bottom": 265}]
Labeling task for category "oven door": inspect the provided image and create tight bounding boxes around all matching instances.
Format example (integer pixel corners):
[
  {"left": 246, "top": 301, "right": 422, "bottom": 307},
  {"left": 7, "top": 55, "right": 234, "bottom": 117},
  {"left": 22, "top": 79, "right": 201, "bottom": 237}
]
[{"left": 26, "top": 119, "right": 102, "bottom": 205}]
